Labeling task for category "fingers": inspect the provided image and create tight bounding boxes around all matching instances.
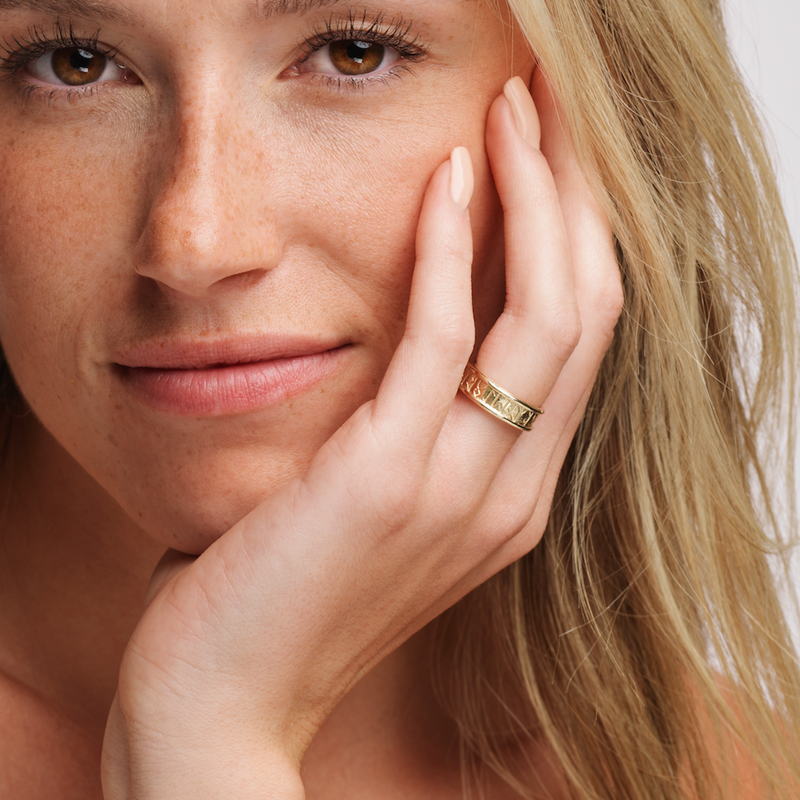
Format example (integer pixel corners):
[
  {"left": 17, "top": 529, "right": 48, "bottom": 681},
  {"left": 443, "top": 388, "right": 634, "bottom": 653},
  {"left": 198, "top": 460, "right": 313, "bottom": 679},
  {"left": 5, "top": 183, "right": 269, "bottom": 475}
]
[
  {"left": 331, "top": 70, "right": 620, "bottom": 569},
  {"left": 477, "top": 77, "right": 581, "bottom": 401},
  {"left": 532, "top": 67, "right": 620, "bottom": 329},
  {"left": 369, "top": 150, "right": 476, "bottom": 454},
  {"left": 483, "top": 71, "right": 622, "bottom": 558},
  {"left": 506, "top": 69, "right": 621, "bottom": 455},
  {"left": 437, "top": 73, "right": 585, "bottom": 485}
]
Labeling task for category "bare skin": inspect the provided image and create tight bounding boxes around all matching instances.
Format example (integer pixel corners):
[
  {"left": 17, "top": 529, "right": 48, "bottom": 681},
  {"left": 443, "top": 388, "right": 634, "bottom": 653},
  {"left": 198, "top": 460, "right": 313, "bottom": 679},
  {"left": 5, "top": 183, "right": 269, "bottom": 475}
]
[{"left": 0, "top": 0, "right": 620, "bottom": 796}]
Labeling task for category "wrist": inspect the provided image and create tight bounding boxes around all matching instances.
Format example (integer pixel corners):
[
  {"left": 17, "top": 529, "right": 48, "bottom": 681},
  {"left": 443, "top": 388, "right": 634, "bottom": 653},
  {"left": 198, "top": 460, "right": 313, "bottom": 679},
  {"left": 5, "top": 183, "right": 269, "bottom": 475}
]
[{"left": 102, "top": 694, "right": 306, "bottom": 800}]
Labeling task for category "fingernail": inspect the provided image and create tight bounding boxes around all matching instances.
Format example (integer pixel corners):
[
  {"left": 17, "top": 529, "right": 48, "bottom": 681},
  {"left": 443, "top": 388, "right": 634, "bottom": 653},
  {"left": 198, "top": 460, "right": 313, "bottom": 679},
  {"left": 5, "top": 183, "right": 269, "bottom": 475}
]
[
  {"left": 450, "top": 147, "right": 474, "bottom": 211},
  {"left": 504, "top": 76, "right": 541, "bottom": 149}
]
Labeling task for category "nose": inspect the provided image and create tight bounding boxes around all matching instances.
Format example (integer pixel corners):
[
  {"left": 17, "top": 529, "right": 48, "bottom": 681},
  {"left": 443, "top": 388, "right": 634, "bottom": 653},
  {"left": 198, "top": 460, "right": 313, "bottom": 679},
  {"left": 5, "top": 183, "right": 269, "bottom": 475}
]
[{"left": 134, "top": 94, "right": 282, "bottom": 298}]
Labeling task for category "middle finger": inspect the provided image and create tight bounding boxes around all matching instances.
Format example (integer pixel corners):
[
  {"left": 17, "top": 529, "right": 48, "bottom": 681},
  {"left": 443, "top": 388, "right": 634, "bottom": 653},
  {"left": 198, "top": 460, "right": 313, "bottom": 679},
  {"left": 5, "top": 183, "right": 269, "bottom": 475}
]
[{"left": 440, "top": 77, "right": 581, "bottom": 470}]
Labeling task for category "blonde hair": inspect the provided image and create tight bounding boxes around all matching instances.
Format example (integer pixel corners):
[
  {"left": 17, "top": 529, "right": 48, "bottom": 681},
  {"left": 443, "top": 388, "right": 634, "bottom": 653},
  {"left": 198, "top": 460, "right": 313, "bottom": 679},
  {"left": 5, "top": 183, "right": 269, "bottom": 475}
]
[{"left": 433, "top": 0, "right": 800, "bottom": 796}]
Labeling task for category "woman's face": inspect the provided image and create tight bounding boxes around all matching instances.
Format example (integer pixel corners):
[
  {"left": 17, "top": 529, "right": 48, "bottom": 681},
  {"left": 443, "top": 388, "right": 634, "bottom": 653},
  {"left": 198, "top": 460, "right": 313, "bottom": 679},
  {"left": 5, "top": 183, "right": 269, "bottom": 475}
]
[{"left": 0, "top": 0, "right": 534, "bottom": 552}]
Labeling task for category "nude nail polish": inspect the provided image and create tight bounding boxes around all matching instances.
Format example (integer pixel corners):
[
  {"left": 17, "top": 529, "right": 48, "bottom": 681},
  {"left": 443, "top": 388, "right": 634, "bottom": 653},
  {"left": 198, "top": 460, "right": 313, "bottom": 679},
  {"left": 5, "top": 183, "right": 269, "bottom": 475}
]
[
  {"left": 450, "top": 147, "right": 474, "bottom": 211},
  {"left": 504, "top": 76, "right": 541, "bottom": 149}
]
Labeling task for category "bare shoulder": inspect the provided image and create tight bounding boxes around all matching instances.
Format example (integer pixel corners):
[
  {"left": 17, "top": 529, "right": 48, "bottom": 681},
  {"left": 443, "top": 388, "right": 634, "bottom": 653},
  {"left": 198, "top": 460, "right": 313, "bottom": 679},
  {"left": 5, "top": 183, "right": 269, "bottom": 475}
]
[
  {"left": 487, "top": 739, "right": 571, "bottom": 800},
  {"left": 504, "top": 681, "right": 783, "bottom": 800},
  {"left": 0, "top": 673, "right": 102, "bottom": 800},
  {"left": 683, "top": 676, "right": 796, "bottom": 800}
]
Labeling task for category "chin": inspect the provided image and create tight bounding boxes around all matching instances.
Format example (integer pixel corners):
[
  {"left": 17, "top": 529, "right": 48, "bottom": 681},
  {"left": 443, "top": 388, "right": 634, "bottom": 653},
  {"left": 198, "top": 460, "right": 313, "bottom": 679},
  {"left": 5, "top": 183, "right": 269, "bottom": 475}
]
[
  {"left": 105, "top": 449, "right": 307, "bottom": 555},
  {"left": 131, "top": 493, "right": 265, "bottom": 555}
]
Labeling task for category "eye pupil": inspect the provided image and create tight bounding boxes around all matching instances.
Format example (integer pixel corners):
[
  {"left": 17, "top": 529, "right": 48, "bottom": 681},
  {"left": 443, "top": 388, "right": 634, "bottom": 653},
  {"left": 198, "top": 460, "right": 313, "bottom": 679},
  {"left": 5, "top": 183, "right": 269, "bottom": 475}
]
[
  {"left": 348, "top": 41, "right": 370, "bottom": 64},
  {"left": 71, "top": 48, "right": 96, "bottom": 73},
  {"left": 329, "top": 40, "right": 385, "bottom": 76},
  {"left": 52, "top": 46, "right": 107, "bottom": 85}
]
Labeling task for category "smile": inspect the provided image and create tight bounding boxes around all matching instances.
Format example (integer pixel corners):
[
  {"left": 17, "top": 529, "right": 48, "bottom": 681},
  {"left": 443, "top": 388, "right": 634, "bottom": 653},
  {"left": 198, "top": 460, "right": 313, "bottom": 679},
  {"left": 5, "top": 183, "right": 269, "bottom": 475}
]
[{"left": 114, "top": 338, "right": 351, "bottom": 416}]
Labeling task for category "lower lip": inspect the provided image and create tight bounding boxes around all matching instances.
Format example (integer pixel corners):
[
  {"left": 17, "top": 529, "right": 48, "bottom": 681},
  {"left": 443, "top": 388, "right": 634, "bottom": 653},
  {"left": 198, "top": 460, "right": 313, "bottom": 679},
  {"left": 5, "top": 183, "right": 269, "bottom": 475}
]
[{"left": 118, "top": 348, "right": 348, "bottom": 416}]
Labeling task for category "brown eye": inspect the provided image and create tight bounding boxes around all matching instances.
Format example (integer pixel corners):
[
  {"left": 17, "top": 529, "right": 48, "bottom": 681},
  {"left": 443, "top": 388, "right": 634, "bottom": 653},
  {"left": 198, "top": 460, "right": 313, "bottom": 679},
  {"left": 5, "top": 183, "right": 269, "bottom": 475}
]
[
  {"left": 328, "top": 40, "right": 386, "bottom": 76},
  {"left": 25, "top": 45, "right": 137, "bottom": 90},
  {"left": 295, "top": 37, "right": 403, "bottom": 82},
  {"left": 50, "top": 47, "right": 108, "bottom": 86}
]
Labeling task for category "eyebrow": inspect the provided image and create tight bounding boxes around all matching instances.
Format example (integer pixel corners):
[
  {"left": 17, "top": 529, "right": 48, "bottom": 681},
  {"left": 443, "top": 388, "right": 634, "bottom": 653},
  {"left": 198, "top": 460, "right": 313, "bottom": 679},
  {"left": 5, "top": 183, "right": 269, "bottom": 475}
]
[
  {"left": 256, "top": 0, "right": 344, "bottom": 18},
  {"left": 0, "top": 0, "right": 346, "bottom": 21},
  {"left": 0, "top": 0, "right": 131, "bottom": 22}
]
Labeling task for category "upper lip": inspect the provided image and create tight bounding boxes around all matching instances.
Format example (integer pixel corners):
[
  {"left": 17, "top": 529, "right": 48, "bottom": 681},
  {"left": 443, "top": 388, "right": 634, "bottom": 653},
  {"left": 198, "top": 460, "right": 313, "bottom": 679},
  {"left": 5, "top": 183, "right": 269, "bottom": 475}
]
[{"left": 114, "top": 334, "right": 346, "bottom": 370}]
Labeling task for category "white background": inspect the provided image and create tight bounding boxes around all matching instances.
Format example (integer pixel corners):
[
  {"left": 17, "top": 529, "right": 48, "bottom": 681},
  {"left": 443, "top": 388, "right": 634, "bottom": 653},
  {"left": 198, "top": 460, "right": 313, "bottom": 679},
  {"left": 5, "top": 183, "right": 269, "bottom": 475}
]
[{"left": 724, "top": 0, "right": 800, "bottom": 633}]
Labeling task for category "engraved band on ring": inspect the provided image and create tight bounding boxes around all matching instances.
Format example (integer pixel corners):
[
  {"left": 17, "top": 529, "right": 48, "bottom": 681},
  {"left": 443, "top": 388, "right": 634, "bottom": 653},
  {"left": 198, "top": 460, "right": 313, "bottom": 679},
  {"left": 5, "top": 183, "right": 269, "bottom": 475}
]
[{"left": 458, "top": 363, "right": 543, "bottom": 432}]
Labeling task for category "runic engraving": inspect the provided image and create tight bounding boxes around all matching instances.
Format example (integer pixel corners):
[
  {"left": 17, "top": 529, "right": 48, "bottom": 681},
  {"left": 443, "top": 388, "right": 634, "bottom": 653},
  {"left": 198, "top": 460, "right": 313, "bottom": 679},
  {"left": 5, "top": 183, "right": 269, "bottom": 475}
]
[
  {"left": 461, "top": 373, "right": 480, "bottom": 398},
  {"left": 459, "top": 364, "right": 543, "bottom": 431}
]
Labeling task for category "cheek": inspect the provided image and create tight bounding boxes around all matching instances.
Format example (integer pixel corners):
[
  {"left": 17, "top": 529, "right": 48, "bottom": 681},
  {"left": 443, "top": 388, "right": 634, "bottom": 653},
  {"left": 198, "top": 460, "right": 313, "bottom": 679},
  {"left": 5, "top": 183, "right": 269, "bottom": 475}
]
[
  {"left": 293, "top": 93, "right": 505, "bottom": 347},
  {"left": 296, "top": 139, "right": 421, "bottom": 348},
  {"left": 0, "top": 125, "right": 124, "bottom": 385}
]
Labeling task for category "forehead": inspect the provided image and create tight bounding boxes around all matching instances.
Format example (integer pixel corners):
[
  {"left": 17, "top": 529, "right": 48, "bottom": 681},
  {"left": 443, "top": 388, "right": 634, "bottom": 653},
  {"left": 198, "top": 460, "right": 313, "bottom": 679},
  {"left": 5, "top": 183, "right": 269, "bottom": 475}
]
[{"left": 0, "top": 0, "right": 485, "bottom": 23}]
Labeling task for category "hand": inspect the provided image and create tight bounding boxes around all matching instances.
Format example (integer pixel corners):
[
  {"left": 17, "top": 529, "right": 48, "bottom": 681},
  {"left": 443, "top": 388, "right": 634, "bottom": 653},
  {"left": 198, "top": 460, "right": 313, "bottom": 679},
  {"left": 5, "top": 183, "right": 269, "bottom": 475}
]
[{"left": 101, "top": 71, "right": 623, "bottom": 798}]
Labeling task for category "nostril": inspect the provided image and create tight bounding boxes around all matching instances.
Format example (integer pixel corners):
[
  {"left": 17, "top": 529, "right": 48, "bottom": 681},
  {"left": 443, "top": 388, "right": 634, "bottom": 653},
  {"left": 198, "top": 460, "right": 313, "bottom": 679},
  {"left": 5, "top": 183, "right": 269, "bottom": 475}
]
[
  {"left": 132, "top": 119, "right": 283, "bottom": 298},
  {"left": 133, "top": 196, "right": 281, "bottom": 298}
]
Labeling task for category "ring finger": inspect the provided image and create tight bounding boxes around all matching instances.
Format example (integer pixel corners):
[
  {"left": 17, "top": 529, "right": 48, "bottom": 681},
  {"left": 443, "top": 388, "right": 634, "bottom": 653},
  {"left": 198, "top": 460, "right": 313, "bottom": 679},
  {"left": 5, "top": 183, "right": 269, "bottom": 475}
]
[{"left": 443, "top": 76, "right": 581, "bottom": 462}]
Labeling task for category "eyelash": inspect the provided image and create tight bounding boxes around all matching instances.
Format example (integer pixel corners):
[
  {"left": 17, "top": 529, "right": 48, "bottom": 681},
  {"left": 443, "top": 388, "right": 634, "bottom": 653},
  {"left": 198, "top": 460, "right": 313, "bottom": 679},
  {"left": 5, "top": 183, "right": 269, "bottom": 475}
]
[
  {"left": 0, "top": 13, "right": 429, "bottom": 104},
  {"left": 0, "top": 20, "right": 123, "bottom": 103},
  {"left": 297, "top": 12, "right": 429, "bottom": 91}
]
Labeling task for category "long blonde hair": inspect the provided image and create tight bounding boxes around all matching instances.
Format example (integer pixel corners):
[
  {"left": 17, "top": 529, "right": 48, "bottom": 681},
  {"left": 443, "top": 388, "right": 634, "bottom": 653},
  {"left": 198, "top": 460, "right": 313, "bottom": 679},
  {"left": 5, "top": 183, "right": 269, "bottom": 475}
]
[{"left": 433, "top": 0, "right": 800, "bottom": 796}]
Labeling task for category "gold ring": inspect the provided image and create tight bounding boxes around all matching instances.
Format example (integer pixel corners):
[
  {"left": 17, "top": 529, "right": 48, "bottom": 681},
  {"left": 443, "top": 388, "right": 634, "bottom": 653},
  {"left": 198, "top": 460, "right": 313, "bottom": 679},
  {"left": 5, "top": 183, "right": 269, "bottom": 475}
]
[{"left": 458, "top": 363, "right": 543, "bottom": 432}]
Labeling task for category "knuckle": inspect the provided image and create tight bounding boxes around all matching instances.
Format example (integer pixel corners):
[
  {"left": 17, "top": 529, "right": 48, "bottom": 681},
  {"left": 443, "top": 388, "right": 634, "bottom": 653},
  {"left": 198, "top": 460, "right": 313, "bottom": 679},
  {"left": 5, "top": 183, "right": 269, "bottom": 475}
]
[
  {"left": 486, "top": 498, "right": 534, "bottom": 545},
  {"left": 475, "top": 486, "right": 548, "bottom": 554},
  {"left": 545, "top": 303, "right": 583, "bottom": 359},
  {"left": 426, "top": 223, "right": 473, "bottom": 272},
  {"left": 428, "top": 334, "right": 473, "bottom": 375},
  {"left": 418, "top": 300, "right": 474, "bottom": 367},
  {"left": 441, "top": 235, "right": 473, "bottom": 267},
  {"left": 361, "top": 471, "right": 419, "bottom": 533},
  {"left": 471, "top": 515, "right": 523, "bottom": 555},
  {"left": 427, "top": 462, "right": 487, "bottom": 534},
  {"left": 585, "top": 266, "right": 625, "bottom": 343},
  {"left": 596, "top": 271, "right": 625, "bottom": 325},
  {"left": 366, "top": 453, "right": 426, "bottom": 526},
  {"left": 375, "top": 482, "right": 419, "bottom": 530},
  {"left": 436, "top": 305, "right": 476, "bottom": 352}
]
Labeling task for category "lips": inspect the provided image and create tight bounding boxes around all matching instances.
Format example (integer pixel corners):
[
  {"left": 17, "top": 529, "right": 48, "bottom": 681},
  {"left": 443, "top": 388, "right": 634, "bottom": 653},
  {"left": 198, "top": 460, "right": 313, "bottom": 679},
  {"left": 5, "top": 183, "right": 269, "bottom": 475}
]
[{"left": 114, "top": 336, "right": 350, "bottom": 416}]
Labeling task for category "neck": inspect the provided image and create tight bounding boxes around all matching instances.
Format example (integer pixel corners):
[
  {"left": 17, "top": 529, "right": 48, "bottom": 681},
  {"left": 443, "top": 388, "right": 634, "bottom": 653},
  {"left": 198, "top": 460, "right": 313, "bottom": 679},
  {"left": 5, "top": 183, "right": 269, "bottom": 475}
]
[{"left": 0, "top": 415, "right": 164, "bottom": 733}]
